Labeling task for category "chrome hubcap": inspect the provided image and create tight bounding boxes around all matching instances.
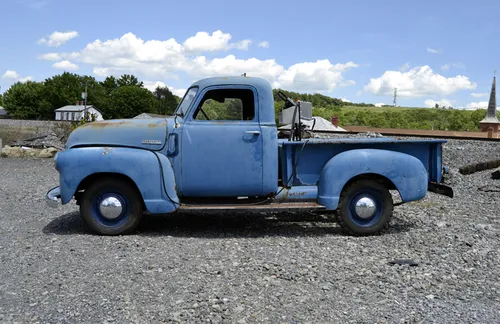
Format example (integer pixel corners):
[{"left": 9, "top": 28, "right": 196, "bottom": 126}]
[
  {"left": 99, "top": 197, "right": 123, "bottom": 219},
  {"left": 355, "top": 197, "right": 376, "bottom": 219}
]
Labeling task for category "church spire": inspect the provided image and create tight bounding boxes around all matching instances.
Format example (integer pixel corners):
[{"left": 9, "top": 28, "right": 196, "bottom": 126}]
[
  {"left": 479, "top": 73, "right": 500, "bottom": 128},
  {"left": 486, "top": 73, "right": 497, "bottom": 119}
]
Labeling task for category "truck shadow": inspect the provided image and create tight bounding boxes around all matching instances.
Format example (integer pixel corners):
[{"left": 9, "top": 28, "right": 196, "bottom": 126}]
[{"left": 43, "top": 210, "right": 416, "bottom": 238}]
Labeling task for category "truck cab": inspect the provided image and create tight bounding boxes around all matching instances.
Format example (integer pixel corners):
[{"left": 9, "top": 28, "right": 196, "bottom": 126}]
[
  {"left": 169, "top": 77, "right": 279, "bottom": 198},
  {"left": 46, "top": 76, "right": 453, "bottom": 236}
]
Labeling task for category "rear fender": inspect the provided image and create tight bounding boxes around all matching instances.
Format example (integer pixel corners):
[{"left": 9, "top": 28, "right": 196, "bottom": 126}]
[
  {"left": 56, "top": 147, "right": 179, "bottom": 213},
  {"left": 317, "top": 149, "right": 428, "bottom": 210}
]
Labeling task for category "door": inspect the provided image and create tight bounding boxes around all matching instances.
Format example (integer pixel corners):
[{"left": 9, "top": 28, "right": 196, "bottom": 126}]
[{"left": 180, "top": 86, "right": 264, "bottom": 197}]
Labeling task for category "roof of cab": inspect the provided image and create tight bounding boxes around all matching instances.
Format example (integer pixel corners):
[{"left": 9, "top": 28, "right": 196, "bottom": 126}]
[{"left": 189, "top": 76, "right": 273, "bottom": 91}]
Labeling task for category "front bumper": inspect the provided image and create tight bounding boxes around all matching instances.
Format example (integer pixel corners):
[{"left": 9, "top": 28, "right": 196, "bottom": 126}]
[{"left": 46, "top": 186, "right": 61, "bottom": 208}]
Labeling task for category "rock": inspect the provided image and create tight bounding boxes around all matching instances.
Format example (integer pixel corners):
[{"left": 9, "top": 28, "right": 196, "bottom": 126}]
[
  {"left": 27, "top": 150, "right": 38, "bottom": 157},
  {"left": 0, "top": 145, "right": 10, "bottom": 157},
  {"left": 38, "top": 147, "right": 58, "bottom": 158},
  {"left": 491, "top": 166, "right": 500, "bottom": 179},
  {"left": 2, "top": 146, "right": 25, "bottom": 158}
]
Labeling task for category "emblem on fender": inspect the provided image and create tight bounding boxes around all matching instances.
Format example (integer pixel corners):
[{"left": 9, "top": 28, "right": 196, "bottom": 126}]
[{"left": 142, "top": 139, "right": 162, "bottom": 145}]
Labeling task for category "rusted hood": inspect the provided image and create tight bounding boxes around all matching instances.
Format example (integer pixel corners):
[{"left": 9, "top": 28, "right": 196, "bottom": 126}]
[{"left": 65, "top": 118, "right": 169, "bottom": 151}]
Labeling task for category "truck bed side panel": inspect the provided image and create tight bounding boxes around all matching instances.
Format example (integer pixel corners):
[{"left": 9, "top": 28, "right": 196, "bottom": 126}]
[
  {"left": 278, "top": 139, "right": 444, "bottom": 186},
  {"left": 317, "top": 148, "right": 428, "bottom": 210}
]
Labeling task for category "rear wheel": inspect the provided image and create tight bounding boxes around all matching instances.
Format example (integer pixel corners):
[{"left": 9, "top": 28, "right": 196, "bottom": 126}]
[
  {"left": 80, "top": 178, "right": 144, "bottom": 235},
  {"left": 335, "top": 179, "right": 393, "bottom": 236}
]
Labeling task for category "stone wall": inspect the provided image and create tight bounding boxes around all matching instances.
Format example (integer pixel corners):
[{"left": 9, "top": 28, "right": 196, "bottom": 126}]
[
  {"left": 0, "top": 119, "right": 67, "bottom": 129},
  {"left": 0, "top": 119, "right": 72, "bottom": 148}
]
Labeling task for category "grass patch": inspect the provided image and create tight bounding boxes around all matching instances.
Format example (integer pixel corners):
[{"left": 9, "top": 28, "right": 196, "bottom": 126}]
[{"left": 341, "top": 105, "right": 430, "bottom": 112}]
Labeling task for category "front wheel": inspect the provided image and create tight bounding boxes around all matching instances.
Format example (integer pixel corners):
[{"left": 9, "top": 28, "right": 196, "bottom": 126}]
[
  {"left": 335, "top": 179, "right": 393, "bottom": 236},
  {"left": 80, "top": 178, "right": 144, "bottom": 235}
]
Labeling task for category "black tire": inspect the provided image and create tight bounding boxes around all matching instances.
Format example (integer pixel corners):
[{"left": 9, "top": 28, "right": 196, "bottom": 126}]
[
  {"left": 335, "top": 179, "right": 393, "bottom": 236},
  {"left": 80, "top": 177, "right": 144, "bottom": 235}
]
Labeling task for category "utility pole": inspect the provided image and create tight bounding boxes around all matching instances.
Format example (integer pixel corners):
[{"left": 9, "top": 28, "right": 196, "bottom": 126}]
[
  {"left": 82, "top": 81, "right": 88, "bottom": 121},
  {"left": 393, "top": 88, "right": 397, "bottom": 107}
]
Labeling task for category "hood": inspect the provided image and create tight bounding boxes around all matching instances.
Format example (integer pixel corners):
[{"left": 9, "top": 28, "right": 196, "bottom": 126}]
[{"left": 65, "top": 118, "right": 171, "bottom": 151}]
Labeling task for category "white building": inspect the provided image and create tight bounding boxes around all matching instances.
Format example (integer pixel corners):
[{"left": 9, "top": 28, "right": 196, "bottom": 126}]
[{"left": 54, "top": 104, "right": 104, "bottom": 121}]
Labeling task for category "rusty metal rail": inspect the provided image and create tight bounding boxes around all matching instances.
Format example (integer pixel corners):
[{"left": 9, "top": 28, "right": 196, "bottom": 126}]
[{"left": 313, "top": 126, "right": 500, "bottom": 142}]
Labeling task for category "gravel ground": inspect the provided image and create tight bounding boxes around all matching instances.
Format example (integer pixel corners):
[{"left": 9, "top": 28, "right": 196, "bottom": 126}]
[{"left": 1, "top": 136, "right": 500, "bottom": 323}]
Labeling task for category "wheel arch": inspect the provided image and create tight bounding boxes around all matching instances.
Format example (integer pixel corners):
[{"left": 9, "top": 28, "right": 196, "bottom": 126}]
[
  {"left": 317, "top": 148, "right": 428, "bottom": 210},
  {"left": 338, "top": 173, "right": 397, "bottom": 196},
  {"left": 75, "top": 172, "right": 145, "bottom": 209}
]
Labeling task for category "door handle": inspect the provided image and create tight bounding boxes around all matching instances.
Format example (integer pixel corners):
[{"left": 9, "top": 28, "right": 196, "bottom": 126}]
[{"left": 245, "top": 130, "right": 260, "bottom": 135}]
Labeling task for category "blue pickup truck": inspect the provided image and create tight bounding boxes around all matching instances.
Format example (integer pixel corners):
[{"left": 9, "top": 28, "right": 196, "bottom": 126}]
[{"left": 45, "top": 76, "right": 453, "bottom": 236}]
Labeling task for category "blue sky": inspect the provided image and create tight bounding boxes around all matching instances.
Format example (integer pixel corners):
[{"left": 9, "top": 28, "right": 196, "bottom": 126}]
[{"left": 1, "top": 0, "right": 498, "bottom": 109}]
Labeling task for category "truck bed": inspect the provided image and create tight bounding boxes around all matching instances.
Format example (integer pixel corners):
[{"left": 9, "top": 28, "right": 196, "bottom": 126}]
[{"left": 278, "top": 137, "right": 446, "bottom": 187}]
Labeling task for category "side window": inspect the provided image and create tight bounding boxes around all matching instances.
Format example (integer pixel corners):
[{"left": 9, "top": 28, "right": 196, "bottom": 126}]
[{"left": 193, "top": 88, "right": 255, "bottom": 121}]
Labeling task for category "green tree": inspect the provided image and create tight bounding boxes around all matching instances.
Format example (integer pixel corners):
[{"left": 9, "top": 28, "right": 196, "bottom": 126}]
[
  {"left": 40, "top": 72, "right": 108, "bottom": 118},
  {"left": 117, "top": 74, "right": 143, "bottom": 88},
  {"left": 153, "top": 86, "right": 179, "bottom": 115},
  {"left": 3, "top": 81, "right": 45, "bottom": 119},
  {"left": 101, "top": 76, "right": 118, "bottom": 94},
  {"left": 107, "top": 86, "right": 157, "bottom": 119}
]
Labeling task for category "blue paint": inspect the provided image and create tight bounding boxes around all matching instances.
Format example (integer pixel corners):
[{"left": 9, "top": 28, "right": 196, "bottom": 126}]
[
  {"left": 278, "top": 138, "right": 444, "bottom": 187},
  {"left": 154, "top": 152, "right": 180, "bottom": 206},
  {"left": 317, "top": 149, "right": 428, "bottom": 210},
  {"left": 178, "top": 84, "right": 264, "bottom": 197},
  {"left": 65, "top": 118, "right": 168, "bottom": 151},
  {"left": 55, "top": 146, "right": 178, "bottom": 213},
  {"left": 48, "top": 76, "right": 452, "bottom": 218}
]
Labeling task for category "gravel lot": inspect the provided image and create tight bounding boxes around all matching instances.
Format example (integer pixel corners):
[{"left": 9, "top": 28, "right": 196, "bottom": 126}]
[{"left": 1, "top": 137, "right": 500, "bottom": 323}]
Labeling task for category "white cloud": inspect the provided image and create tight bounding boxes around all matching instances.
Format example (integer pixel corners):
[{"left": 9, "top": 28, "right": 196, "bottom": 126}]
[
  {"left": 183, "top": 30, "right": 251, "bottom": 52},
  {"left": 374, "top": 103, "right": 385, "bottom": 107},
  {"left": 364, "top": 65, "right": 476, "bottom": 98},
  {"left": 341, "top": 98, "right": 350, "bottom": 103},
  {"left": 258, "top": 41, "right": 269, "bottom": 48},
  {"left": 466, "top": 101, "right": 491, "bottom": 109},
  {"left": 52, "top": 60, "right": 79, "bottom": 70},
  {"left": 471, "top": 92, "right": 488, "bottom": 98},
  {"left": 38, "top": 52, "right": 62, "bottom": 61},
  {"left": 2, "top": 70, "right": 21, "bottom": 80},
  {"left": 441, "top": 62, "right": 466, "bottom": 71},
  {"left": 188, "top": 55, "right": 285, "bottom": 85},
  {"left": 38, "top": 31, "right": 359, "bottom": 93},
  {"left": 424, "top": 99, "right": 454, "bottom": 108},
  {"left": 427, "top": 47, "right": 442, "bottom": 54},
  {"left": 276, "top": 60, "right": 358, "bottom": 92},
  {"left": 142, "top": 80, "right": 186, "bottom": 97},
  {"left": 169, "top": 87, "right": 186, "bottom": 97},
  {"left": 399, "top": 63, "right": 411, "bottom": 72},
  {"left": 38, "top": 31, "right": 79, "bottom": 47},
  {"left": 1, "top": 70, "right": 32, "bottom": 82}
]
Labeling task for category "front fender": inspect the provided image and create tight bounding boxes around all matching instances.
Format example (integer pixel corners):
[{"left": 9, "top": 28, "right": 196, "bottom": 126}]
[
  {"left": 317, "top": 149, "right": 428, "bottom": 210},
  {"left": 56, "top": 147, "right": 179, "bottom": 213}
]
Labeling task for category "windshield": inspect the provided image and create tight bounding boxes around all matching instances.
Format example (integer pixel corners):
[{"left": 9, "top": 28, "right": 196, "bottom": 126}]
[{"left": 174, "top": 87, "right": 198, "bottom": 117}]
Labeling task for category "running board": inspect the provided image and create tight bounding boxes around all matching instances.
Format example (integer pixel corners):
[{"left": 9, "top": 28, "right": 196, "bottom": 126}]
[{"left": 178, "top": 202, "right": 327, "bottom": 212}]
